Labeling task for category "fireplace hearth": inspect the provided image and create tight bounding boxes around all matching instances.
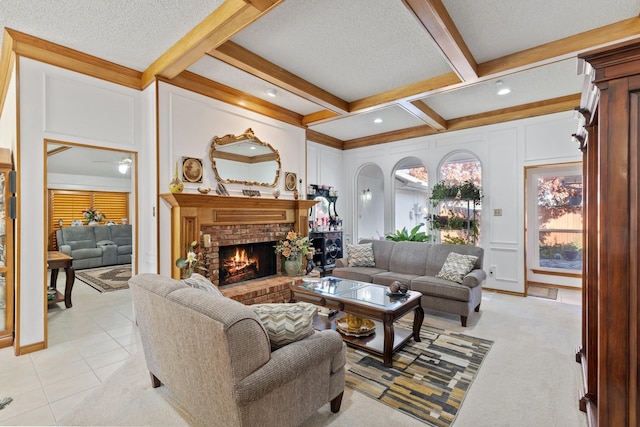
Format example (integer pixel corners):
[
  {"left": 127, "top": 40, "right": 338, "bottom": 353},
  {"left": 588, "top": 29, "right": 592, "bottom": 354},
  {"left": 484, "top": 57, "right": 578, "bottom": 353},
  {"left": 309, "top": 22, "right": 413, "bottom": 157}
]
[{"left": 219, "top": 242, "right": 277, "bottom": 286}]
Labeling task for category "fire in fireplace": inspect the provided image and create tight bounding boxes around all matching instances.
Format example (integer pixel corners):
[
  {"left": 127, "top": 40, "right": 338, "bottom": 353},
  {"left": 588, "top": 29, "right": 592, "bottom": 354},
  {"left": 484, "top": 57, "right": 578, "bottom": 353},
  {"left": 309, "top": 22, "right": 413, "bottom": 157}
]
[{"left": 219, "top": 241, "right": 277, "bottom": 286}]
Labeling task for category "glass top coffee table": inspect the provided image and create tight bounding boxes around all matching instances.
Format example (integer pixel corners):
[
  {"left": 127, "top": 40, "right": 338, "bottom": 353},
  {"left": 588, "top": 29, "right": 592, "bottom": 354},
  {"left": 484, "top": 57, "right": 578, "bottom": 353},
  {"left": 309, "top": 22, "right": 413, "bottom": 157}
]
[{"left": 292, "top": 276, "right": 423, "bottom": 367}]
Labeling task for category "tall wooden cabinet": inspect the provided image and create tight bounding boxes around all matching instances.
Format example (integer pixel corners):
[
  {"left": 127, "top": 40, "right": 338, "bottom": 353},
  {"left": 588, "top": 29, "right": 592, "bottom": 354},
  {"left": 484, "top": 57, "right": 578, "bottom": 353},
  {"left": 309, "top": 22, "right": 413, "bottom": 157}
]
[
  {"left": 577, "top": 39, "right": 640, "bottom": 427},
  {"left": 0, "top": 148, "right": 14, "bottom": 349}
]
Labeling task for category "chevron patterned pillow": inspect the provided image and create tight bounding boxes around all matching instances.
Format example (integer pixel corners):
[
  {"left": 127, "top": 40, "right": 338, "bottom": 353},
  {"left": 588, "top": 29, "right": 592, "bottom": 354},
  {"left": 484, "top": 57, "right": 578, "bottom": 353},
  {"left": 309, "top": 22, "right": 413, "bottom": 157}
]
[
  {"left": 347, "top": 243, "right": 375, "bottom": 267},
  {"left": 436, "top": 252, "right": 479, "bottom": 284},
  {"left": 251, "top": 302, "right": 317, "bottom": 350}
]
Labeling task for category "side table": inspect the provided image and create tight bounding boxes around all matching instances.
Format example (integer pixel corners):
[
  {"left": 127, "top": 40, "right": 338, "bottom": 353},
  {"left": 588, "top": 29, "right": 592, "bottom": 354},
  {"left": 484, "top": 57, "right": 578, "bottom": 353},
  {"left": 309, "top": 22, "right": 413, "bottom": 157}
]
[{"left": 47, "top": 251, "right": 74, "bottom": 308}]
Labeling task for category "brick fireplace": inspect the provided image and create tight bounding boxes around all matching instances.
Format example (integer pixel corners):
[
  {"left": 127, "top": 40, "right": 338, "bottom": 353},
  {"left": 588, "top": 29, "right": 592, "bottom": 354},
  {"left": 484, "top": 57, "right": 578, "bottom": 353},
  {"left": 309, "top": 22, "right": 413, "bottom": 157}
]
[
  {"left": 201, "top": 223, "right": 290, "bottom": 286},
  {"left": 161, "top": 193, "right": 317, "bottom": 287}
]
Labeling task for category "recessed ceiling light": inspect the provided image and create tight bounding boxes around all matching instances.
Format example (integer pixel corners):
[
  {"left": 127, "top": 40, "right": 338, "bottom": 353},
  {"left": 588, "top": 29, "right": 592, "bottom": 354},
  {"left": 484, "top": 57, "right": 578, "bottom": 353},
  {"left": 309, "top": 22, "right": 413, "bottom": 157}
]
[
  {"left": 373, "top": 118, "right": 383, "bottom": 124},
  {"left": 265, "top": 88, "right": 278, "bottom": 97},
  {"left": 496, "top": 80, "right": 511, "bottom": 95}
]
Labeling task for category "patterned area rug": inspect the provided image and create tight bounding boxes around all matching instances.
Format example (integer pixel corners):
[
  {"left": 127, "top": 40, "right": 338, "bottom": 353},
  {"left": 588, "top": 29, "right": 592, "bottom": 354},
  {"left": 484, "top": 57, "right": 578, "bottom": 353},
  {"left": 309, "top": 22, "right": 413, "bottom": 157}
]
[
  {"left": 76, "top": 265, "right": 132, "bottom": 293},
  {"left": 345, "top": 320, "right": 492, "bottom": 426},
  {"left": 528, "top": 285, "right": 559, "bottom": 300}
]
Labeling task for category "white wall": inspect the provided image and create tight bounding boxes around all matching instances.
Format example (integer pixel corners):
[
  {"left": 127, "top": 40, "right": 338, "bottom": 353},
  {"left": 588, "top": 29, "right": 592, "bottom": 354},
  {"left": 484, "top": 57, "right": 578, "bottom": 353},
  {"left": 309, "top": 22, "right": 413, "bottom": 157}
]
[
  {"left": 339, "top": 111, "right": 582, "bottom": 294},
  {"left": 17, "top": 58, "right": 145, "bottom": 348},
  {"left": 307, "top": 141, "right": 344, "bottom": 230},
  {"left": 157, "top": 82, "right": 307, "bottom": 277},
  {"left": 0, "top": 66, "right": 17, "bottom": 154}
]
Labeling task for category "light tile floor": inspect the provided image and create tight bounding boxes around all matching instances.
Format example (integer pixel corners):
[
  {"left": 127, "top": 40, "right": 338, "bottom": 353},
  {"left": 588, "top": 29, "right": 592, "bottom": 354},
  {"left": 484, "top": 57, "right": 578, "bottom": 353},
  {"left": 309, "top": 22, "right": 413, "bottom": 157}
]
[
  {"left": 0, "top": 273, "right": 140, "bottom": 426},
  {"left": 0, "top": 275, "right": 581, "bottom": 426}
]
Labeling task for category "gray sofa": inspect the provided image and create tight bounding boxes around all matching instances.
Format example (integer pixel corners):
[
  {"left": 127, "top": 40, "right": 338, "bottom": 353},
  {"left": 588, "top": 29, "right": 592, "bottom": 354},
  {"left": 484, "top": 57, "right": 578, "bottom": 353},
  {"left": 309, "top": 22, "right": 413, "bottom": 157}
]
[
  {"left": 56, "top": 224, "right": 132, "bottom": 269},
  {"left": 129, "top": 273, "right": 346, "bottom": 427},
  {"left": 333, "top": 240, "right": 486, "bottom": 326}
]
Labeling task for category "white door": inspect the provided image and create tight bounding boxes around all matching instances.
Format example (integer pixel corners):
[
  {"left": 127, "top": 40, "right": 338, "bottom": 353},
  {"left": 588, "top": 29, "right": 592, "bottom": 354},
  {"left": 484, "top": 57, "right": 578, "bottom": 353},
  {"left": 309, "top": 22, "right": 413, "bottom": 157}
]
[{"left": 525, "top": 163, "right": 582, "bottom": 289}]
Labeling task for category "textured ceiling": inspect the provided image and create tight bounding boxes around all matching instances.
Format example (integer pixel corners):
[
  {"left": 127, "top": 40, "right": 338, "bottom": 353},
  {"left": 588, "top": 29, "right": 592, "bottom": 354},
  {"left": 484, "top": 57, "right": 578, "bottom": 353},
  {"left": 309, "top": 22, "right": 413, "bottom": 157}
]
[
  {"left": 0, "top": 0, "right": 223, "bottom": 70},
  {"left": 231, "top": 0, "right": 452, "bottom": 101},
  {"left": 2, "top": 0, "right": 640, "bottom": 148},
  {"left": 444, "top": 0, "right": 640, "bottom": 62}
]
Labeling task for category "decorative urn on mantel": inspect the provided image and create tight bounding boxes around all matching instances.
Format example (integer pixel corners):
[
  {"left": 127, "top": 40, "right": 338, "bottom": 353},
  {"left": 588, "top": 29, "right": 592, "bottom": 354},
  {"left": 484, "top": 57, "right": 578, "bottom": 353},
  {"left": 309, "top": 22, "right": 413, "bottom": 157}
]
[{"left": 169, "top": 162, "right": 184, "bottom": 194}]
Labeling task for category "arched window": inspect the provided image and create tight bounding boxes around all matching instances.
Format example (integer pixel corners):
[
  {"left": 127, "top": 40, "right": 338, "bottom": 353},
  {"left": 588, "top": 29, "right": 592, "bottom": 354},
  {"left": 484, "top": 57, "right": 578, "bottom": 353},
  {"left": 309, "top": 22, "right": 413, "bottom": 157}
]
[
  {"left": 432, "top": 151, "right": 482, "bottom": 245},
  {"left": 439, "top": 151, "right": 481, "bottom": 186},
  {"left": 393, "top": 158, "right": 428, "bottom": 235}
]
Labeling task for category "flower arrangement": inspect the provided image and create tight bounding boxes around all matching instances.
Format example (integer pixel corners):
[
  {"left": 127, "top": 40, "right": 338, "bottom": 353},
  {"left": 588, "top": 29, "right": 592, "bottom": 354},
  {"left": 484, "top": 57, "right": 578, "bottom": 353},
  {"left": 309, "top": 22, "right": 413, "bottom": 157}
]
[
  {"left": 82, "top": 207, "right": 105, "bottom": 224},
  {"left": 275, "top": 231, "right": 312, "bottom": 260},
  {"left": 175, "top": 240, "right": 206, "bottom": 278}
]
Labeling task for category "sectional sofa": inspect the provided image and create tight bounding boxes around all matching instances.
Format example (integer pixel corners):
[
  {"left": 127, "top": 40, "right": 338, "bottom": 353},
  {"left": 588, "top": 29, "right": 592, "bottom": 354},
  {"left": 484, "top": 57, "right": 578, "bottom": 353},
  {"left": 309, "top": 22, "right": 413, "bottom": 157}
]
[
  {"left": 56, "top": 224, "right": 132, "bottom": 270},
  {"left": 333, "top": 239, "right": 486, "bottom": 326}
]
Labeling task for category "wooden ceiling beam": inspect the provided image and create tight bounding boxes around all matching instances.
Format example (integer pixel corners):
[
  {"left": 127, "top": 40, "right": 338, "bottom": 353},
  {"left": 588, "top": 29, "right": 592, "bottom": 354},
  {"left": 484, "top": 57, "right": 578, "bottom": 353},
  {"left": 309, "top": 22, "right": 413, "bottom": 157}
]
[
  {"left": 479, "top": 16, "right": 640, "bottom": 77},
  {"left": 399, "top": 100, "right": 447, "bottom": 131},
  {"left": 306, "top": 129, "right": 344, "bottom": 150},
  {"left": 209, "top": 41, "right": 349, "bottom": 113},
  {"left": 343, "top": 125, "right": 437, "bottom": 150},
  {"left": 141, "top": 0, "right": 284, "bottom": 88},
  {"left": 4, "top": 28, "right": 142, "bottom": 89},
  {"left": 402, "top": 0, "right": 478, "bottom": 81},
  {"left": 302, "top": 110, "right": 339, "bottom": 126},
  {"left": 165, "top": 71, "right": 304, "bottom": 128},
  {"left": 446, "top": 94, "right": 581, "bottom": 131},
  {"left": 341, "top": 94, "right": 581, "bottom": 149}
]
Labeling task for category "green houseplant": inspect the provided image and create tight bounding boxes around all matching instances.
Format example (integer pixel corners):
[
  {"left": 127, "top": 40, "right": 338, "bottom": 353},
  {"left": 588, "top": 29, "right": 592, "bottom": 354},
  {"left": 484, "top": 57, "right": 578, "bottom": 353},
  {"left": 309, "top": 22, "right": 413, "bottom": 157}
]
[
  {"left": 429, "top": 181, "right": 483, "bottom": 244},
  {"left": 385, "top": 223, "right": 431, "bottom": 242}
]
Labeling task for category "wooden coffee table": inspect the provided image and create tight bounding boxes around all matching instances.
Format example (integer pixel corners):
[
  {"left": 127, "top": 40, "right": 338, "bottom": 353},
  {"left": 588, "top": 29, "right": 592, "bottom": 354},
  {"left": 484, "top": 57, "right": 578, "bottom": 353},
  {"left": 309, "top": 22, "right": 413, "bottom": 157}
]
[{"left": 292, "top": 277, "right": 423, "bottom": 367}]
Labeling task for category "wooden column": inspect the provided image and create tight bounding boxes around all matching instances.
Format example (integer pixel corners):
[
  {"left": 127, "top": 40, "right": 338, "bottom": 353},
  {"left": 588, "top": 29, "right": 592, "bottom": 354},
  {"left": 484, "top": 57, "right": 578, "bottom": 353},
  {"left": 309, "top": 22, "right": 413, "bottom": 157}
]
[{"left": 580, "top": 39, "right": 640, "bottom": 427}]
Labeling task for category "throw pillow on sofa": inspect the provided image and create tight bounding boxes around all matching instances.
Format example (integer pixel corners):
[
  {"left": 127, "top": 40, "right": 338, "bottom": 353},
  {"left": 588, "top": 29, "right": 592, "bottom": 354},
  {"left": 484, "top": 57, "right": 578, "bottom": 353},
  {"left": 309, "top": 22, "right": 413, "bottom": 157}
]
[
  {"left": 436, "top": 252, "right": 479, "bottom": 284},
  {"left": 346, "top": 242, "right": 375, "bottom": 267},
  {"left": 181, "top": 273, "right": 223, "bottom": 296},
  {"left": 251, "top": 302, "right": 317, "bottom": 350}
]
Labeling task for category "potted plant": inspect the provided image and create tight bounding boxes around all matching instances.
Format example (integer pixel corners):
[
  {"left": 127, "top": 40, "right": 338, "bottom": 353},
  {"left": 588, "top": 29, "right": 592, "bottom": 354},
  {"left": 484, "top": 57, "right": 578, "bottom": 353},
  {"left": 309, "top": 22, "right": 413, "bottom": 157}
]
[
  {"left": 385, "top": 223, "right": 431, "bottom": 242},
  {"left": 82, "top": 207, "right": 105, "bottom": 225},
  {"left": 562, "top": 240, "right": 581, "bottom": 261},
  {"left": 275, "top": 231, "right": 313, "bottom": 276}
]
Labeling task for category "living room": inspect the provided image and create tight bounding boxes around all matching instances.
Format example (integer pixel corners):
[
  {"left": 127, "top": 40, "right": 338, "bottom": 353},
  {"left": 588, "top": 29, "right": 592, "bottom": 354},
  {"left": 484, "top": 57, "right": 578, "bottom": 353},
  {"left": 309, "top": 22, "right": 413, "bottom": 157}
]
[{"left": 0, "top": 1, "right": 639, "bottom": 425}]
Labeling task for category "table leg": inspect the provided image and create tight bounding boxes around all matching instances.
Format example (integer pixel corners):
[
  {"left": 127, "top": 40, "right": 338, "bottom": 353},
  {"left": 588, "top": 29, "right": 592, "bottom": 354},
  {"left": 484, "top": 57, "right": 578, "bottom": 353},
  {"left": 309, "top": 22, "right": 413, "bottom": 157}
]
[
  {"left": 412, "top": 306, "right": 424, "bottom": 342},
  {"left": 63, "top": 266, "right": 75, "bottom": 308},
  {"left": 50, "top": 269, "right": 59, "bottom": 289},
  {"left": 383, "top": 315, "right": 394, "bottom": 367}
]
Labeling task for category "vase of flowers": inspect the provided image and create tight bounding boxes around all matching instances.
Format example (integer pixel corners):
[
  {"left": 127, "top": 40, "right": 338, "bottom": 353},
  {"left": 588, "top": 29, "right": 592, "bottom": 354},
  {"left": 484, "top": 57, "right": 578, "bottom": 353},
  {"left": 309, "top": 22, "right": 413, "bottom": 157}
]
[
  {"left": 275, "top": 231, "right": 312, "bottom": 276},
  {"left": 175, "top": 240, "right": 206, "bottom": 278},
  {"left": 82, "top": 207, "right": 105, "bottom": 225}
]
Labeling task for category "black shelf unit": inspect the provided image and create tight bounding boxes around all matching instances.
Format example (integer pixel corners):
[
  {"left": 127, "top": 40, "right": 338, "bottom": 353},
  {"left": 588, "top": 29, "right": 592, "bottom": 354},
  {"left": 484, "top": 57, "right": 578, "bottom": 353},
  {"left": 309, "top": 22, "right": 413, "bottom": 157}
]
[{"left": 310, "top": 231, "right": 343, "bottom": 276}]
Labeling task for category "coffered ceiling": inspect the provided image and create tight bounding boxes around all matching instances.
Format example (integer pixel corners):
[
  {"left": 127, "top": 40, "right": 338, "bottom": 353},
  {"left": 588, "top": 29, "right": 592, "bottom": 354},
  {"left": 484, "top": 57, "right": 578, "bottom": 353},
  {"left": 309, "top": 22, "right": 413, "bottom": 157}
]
[{"left": 1, "top": 0, "right": 639, "bottom": 150}]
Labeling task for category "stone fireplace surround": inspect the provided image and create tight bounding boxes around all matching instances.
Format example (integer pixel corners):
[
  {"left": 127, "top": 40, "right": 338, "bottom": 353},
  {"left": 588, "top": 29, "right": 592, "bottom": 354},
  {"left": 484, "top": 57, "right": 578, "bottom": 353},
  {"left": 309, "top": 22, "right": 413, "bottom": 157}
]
[{"left": 161, "top": 194, "right": 317, "bottom": 303}]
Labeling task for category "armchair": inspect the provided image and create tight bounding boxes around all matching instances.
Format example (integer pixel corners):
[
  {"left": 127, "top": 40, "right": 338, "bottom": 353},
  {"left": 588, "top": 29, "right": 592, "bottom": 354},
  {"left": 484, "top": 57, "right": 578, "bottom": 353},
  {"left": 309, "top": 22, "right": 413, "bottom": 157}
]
[{"left": 129, "top": 273, "right": 346, "bottom": 427}]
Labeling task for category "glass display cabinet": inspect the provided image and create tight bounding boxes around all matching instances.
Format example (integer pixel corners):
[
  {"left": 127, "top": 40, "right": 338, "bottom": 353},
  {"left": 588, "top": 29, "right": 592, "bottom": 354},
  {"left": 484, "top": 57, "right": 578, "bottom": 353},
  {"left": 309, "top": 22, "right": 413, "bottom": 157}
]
[{"left": 0, "top": 148, "right": 13, "bottom": 349}]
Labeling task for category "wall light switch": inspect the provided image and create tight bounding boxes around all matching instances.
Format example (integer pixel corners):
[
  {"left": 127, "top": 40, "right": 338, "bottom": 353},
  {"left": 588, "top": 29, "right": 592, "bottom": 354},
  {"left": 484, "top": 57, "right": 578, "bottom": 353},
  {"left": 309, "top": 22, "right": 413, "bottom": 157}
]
[
  {"left": 203, "top": 234, "right": 212, "bottom": 247},
  {"left": 493, "top": 208, "right": 502, "bottom": 216}
]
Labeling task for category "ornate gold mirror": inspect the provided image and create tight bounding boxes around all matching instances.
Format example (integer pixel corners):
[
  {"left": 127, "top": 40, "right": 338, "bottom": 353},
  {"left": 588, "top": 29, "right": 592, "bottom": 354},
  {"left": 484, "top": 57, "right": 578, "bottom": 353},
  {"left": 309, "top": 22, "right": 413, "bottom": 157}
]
[{"left": 209, "top": 128, "right": 281, "bottom": 187}]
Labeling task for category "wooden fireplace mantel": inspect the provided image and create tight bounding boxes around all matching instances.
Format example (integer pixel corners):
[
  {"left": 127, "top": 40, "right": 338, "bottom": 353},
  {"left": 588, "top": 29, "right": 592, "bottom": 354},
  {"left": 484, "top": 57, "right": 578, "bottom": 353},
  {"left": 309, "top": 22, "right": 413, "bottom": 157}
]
[{"left": 160, "top": 193, "right": 318, "bottom": 278}]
